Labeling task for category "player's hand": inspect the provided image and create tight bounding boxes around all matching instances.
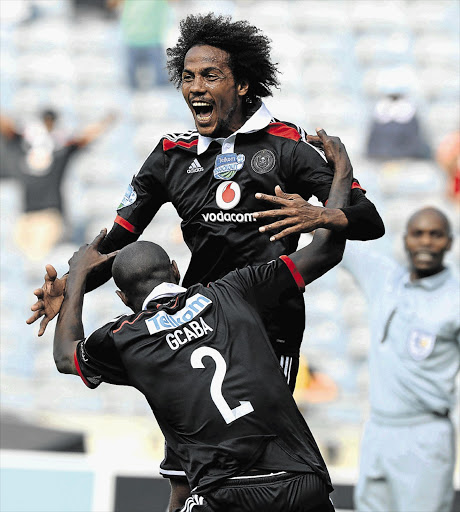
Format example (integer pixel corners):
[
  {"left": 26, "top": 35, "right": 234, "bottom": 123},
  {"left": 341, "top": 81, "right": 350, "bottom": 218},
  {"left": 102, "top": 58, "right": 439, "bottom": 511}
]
[
  {"left": 26, "top": 265, "right": 67, "bottom": 337},
  {"left": 253, "top": 186, "right": 326, "bottom": 241},
  {"left": 306, "top": 128, "right": 352, "bottom": 174},
  {"left": 68, "top": 229, "right": 118, "bottom": 276}
]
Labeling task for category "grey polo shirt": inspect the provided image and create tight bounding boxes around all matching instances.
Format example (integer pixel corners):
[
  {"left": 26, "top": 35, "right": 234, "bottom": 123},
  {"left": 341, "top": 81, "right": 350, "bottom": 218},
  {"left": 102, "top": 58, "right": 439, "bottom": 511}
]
[{"left": 341, "top": 242, "right": 460, "bottom": 421}]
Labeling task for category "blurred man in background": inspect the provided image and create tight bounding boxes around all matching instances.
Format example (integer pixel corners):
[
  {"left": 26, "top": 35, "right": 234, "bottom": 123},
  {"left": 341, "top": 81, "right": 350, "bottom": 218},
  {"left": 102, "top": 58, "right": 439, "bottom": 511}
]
[
  {"left": 256, "top": 198, "right": 458, "bottom": 511},
  {"left": 0, "top": 109, "right": 116, "bottom": 261},
  {"left": 108, "top": 0, "right": 171, "bottom": 89},
  {"left": 365, "top": 91, "right": 431, "bottom": 161},
  {"left": 340, "top": 207, "right": 459, "bottom": 512}
]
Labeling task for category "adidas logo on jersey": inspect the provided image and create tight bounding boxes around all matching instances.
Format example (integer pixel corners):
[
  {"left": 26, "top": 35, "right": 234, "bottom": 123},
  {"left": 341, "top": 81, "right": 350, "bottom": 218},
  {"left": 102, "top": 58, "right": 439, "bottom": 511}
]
[{"left": 187, "top": 159, "right": 204, "bottom": 174}]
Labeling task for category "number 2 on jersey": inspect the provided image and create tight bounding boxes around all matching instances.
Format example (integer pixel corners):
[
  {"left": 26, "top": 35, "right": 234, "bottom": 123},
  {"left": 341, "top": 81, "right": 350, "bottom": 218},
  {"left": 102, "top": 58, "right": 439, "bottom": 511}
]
[{"left": 191, "top": 346, "right": 254, "bottom": 424}]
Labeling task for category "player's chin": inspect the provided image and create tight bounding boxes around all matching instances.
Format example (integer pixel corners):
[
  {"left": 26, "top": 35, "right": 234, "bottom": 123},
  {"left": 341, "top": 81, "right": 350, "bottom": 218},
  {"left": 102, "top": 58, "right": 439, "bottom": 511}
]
[{"left": 195, "top": 122, "right": 217, "bottom": 137}]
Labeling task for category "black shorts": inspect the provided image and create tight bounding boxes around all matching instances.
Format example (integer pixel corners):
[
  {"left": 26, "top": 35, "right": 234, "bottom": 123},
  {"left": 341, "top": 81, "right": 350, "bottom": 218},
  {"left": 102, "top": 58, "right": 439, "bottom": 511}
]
[{"left": 176, "top": 472, "right": 335, "bottom": 512}]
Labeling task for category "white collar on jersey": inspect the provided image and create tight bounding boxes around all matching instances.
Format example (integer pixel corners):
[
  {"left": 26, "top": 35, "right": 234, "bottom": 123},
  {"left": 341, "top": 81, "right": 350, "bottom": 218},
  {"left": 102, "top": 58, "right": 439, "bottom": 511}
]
[
  {"left": 142, "top": 282, "right": 187, "bottom": 311},
  {"left": 197, "top": 101, "right": 274, "bottom": 155}
]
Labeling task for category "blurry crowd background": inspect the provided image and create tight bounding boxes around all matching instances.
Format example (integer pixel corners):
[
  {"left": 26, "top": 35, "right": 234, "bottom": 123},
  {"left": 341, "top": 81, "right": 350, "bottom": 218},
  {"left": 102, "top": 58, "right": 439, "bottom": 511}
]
[{"left": 1, "top": 0, "right": 459, "bottom": 477}]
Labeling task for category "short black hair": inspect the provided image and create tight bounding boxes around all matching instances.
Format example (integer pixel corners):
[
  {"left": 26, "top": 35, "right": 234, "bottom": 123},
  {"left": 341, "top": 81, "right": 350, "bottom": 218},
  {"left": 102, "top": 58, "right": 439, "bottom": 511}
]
[
  {"left": 166, "top": 13, "right": 280, "bottom": 102},
  {"left": 112, "top": 241, "right": 172, "bottom": 299},
  {"left": 406, "top": 207, "right": 452, "bottom": 237}
]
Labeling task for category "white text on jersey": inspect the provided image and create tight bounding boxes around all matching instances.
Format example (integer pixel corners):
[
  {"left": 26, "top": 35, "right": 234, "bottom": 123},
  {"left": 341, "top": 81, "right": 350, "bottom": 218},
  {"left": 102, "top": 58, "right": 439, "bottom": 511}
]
[
  {"left": 202, "top": 212, "right": 255, "bottom": 223},
  {"left": 166, "top": 318, "right": 213, "bottom": 350},
  {"left": 145, "top": 294, "right": 212, "bottom": 335}
]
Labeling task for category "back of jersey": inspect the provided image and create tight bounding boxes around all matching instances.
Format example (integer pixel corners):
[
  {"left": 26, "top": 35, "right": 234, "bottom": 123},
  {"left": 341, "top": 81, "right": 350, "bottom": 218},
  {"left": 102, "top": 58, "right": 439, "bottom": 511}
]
[{"left": 112, "top": 262, "right": 330, "bottom": 494}]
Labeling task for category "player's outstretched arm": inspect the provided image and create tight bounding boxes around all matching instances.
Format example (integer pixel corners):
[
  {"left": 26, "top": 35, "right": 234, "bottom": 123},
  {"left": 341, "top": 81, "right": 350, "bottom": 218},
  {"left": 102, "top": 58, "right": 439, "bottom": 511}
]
[
  {"left": 53, "top": 229, "right": 118, "bottom": 374},
  {"left": 256, "top": 129, "right": 352, "bottom": 285},
  {"left": 254, "top": 128, "right": 353, "bottom": 241},
  {"left": 254, "top": 131, "right": 384, "bottom": 241},
  {"left": 290, "top": 129, "right": 352, "bottom": 284}
]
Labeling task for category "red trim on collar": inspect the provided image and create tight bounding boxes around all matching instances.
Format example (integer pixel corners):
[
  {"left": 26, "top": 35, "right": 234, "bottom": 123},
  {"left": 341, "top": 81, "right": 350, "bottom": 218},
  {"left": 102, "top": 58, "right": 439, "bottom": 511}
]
[
  {"left": 163, "top": 139, "right": 198, "bottom": 152},
  {"left": 280, "top": 255, "right": 305, "bottom": 291}
]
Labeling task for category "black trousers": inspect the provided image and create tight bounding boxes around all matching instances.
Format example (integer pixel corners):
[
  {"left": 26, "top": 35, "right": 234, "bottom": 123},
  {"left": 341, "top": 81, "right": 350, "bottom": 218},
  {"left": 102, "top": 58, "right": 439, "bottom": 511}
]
[{"left": 177, "top": 472, "right": 335, "bottom": 512}]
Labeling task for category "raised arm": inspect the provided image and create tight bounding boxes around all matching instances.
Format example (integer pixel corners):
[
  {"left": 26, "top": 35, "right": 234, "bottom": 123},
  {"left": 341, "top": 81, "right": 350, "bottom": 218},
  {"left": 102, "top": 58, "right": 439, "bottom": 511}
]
[
  {"left": 255, "top": 128, "right": 352, "bottom": 285},
  {"left": 53, "top": 230, "right": 118, "bottom": 374},
  {"left": 69, "top": 112, "right": 117, "bottom": 148},
  {"left": 27, "top": 136, "right": 169, "bottom": 334}
]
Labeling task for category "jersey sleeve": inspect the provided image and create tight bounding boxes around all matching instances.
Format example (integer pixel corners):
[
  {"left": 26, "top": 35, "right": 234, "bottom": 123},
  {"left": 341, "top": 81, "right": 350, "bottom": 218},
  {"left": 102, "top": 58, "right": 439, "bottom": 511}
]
[
  {"left": 290, "top": 139, "right": 385, "bottom": 240},
  {"left": 215, "top": 256, "right": 305, "bottom": 304},
  {"left": 113, "top": 139, "right": 169, "bottom": 236},
  {"left": 74, "top": 321, "right": 130, "bottom": 389}
]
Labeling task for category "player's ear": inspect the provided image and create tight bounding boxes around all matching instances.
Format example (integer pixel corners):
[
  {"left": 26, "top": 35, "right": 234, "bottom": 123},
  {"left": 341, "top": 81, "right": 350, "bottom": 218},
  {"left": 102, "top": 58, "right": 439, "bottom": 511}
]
[
  {"left": 237, "top": 79, "right": 249, "bottom": 98},
  {"left": 116, "top": 290, "right": 129, "bottom": 307},
  {"left": 171, "top": 260, "right": 180, "bottom": 284}
]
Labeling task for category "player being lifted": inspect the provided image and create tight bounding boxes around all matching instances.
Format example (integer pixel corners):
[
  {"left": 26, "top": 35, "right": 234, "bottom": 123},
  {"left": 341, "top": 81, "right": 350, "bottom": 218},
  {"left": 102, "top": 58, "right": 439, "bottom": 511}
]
[
  {"left": 52, "top": 128, "right": 351, "bottom": 512},
  {"left": 27, "top": 13, "right": 384, "bottom": 509}
]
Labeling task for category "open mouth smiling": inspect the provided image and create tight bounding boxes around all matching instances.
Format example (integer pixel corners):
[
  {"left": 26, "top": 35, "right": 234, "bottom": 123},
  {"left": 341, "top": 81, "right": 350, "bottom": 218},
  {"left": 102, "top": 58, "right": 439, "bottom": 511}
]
[{"left": 192, "top": 101, "right": 214, "bottom": 122}]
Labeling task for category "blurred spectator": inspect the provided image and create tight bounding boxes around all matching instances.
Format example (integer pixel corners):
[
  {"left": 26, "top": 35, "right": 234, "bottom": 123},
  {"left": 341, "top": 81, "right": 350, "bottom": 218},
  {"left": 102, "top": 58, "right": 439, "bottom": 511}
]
[
  {"left": 109, "top": 0, "right": 171, "bottom": 90},
  {"left": 294, "top": 356, "right": 338, "bottom": 406},
  {"left": 365, "top": 93, "right": 431, "bottom": 161},
  {"left": 341, "top": 207, "right": 458, "bottom": 512},
  {"left": 0, "top": 109, "right": 116, "bottom": 261},
  {"left": 72, "top": 0, "right": 114, "bottom": 18},
  {"left": 436, "top": 130, "right": 460, "bottom": 204}
]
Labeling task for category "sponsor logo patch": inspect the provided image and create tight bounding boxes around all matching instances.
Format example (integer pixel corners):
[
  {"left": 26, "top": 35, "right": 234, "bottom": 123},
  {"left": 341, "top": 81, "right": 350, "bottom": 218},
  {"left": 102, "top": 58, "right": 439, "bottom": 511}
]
[
  {"left": 117, "top": 183, "right": 137, "bottom": 210},
  {"left": 213, "top": 153, "right": 245, "bottom": 179},
  {"left": 407, "top": 329, "right": 436, "bottom": 361},
  {"left": 187, "top": 158, "right": 204, "bottom": 173},
  {"left": 251, "top": 149, "right": 276, "bottom": 174},
  {"left": 215, "top": 181, "right": 241, "bottom": 210},
  {"left": 145, "top": 294, "right": 212, "bottom": 335}
]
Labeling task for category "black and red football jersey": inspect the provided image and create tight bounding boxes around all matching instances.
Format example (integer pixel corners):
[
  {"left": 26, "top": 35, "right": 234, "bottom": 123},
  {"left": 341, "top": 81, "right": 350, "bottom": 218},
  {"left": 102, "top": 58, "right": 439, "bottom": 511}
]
[
  {"left": 74, "top": 257, "right": 332, "bottom": 495},
  {"left": 104, "top": 103, "right": 381, "bottom": 357}
]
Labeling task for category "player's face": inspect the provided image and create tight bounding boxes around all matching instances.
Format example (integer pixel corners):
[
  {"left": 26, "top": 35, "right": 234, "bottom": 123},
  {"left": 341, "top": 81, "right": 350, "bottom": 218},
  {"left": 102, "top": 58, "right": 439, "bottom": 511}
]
[
  {"left": 181, "top": 45, "right": 249, "bottom": 138},
  {"left": 404, "top": 210, "right": 452, "bottom": 279}
]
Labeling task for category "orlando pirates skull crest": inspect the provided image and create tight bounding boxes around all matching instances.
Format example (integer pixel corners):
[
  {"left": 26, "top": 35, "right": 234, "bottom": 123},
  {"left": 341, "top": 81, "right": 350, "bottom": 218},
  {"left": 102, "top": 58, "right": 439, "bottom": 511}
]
[{"left": 251, "top": 149, "right": 276, "bottom": 174}]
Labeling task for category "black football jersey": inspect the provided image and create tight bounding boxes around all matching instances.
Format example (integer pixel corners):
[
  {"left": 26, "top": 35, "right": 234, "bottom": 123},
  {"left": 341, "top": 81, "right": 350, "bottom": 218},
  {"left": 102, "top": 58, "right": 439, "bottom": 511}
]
[
  {"left": 74, "top": 257, "right": 332, "bottom": 495},
  {"left": 108, "top": 110, "right": 369, "bottom": 356}
]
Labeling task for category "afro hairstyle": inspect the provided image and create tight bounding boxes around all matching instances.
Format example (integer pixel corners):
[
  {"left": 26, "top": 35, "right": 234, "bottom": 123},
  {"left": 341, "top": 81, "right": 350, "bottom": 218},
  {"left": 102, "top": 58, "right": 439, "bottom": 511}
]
[{"left": 166, "top": 13, "right": 280, "bottom": 102}]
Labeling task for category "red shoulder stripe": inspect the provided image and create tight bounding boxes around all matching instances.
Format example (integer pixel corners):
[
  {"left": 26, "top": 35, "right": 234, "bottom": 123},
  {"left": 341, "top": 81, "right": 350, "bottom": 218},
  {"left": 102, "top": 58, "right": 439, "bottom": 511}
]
[
  {"left": 280, "top": 255, "right": 305, "bottom": 291},
  {"left": 115, "top": 215, "right": 140, "bottom": 234},
  {"left": 265, "top": 123, "right": 301, "bottom": 142},
  {"left": 163, "top": 139, "right": 198, "bottom": 152}
]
